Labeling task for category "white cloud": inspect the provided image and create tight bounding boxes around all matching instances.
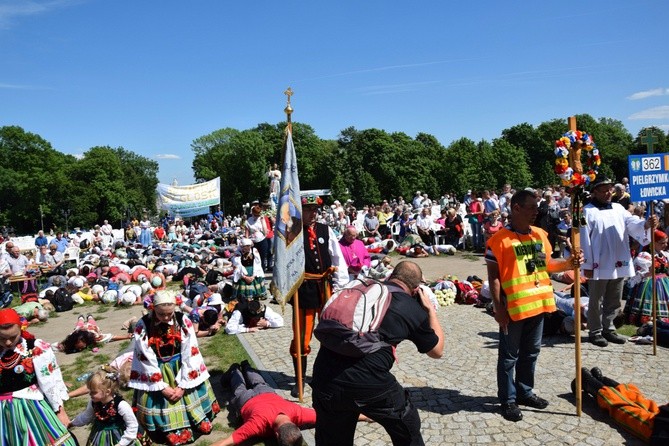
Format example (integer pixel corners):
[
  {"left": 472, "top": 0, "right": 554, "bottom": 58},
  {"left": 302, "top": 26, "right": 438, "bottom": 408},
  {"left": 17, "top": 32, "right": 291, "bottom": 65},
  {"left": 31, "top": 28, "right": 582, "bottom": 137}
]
[
  {"left": 0, "top": 82, "right": 51, "bottom": 90},
  {"left": 627, "top": 88, "right": 669, "bottom": 100},
  {"left": 156, "top": 154, "right": 181, "bottom": 160},
  {"left": 658, "top": 124, "right": 669, "bottom": 131},
  {"left": 0, "top": 0, "right": 84, "bottom": 28},
  {"left": 354, "top": 81, "right": 440, "bottom": 96},
  {"left": 628, "top": 106, "right": 669, "bottom": 120}
]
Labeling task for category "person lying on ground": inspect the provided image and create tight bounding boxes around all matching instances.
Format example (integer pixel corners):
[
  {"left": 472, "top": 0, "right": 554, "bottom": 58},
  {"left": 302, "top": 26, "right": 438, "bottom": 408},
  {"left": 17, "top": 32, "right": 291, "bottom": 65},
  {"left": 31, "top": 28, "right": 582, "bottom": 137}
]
[{"left": 574, "top": 367, "right": 668, "bottom": 445}]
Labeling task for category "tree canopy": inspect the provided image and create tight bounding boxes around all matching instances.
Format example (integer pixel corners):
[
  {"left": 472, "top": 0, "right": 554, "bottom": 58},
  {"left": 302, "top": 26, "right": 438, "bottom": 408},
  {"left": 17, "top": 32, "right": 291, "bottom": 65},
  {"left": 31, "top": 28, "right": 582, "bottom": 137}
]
[
  {"left": 3, "top": 114, "right": 667, "bottom": 235},
  {"left": 193, "top": 113, "right": 649, "bottom": 210},
  {"left": 0, "top": 126, "right": 158, "bottom": 234}
]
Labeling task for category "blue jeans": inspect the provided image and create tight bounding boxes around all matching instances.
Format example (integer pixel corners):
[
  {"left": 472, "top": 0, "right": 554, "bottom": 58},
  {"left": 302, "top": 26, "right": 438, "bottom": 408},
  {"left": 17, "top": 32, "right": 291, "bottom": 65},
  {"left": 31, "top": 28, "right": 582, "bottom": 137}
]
[
  {"left": 497, "top": 313, "right": 544, "bottom": 404},
  {"left": 471, "top": 221, "right": 483, "bottom": 250}
]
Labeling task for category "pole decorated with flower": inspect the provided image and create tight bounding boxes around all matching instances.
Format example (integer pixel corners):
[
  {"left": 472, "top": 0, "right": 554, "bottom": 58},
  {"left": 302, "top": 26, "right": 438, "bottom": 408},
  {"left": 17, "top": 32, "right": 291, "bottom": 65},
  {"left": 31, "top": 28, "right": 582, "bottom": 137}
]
[{"left": 554, "top": 116, "right": 600, "bottom": 416}]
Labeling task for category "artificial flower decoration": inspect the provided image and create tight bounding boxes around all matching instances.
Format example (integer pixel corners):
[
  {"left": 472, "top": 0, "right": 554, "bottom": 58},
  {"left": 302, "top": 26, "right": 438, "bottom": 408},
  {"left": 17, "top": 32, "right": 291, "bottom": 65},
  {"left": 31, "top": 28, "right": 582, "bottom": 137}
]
[
  {"left": 554, "top": 130, "right": 601, "bottom": 188},
  {"left": 301, "top": 194, "right": 323, "bottom": 206}
]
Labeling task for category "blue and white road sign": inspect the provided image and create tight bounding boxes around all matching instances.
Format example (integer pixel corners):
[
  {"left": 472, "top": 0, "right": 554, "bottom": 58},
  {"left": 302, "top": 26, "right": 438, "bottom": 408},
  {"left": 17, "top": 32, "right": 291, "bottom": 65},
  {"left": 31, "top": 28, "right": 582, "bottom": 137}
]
[{"left": 628, "top": 153, "right": 669, "bottom": 202}]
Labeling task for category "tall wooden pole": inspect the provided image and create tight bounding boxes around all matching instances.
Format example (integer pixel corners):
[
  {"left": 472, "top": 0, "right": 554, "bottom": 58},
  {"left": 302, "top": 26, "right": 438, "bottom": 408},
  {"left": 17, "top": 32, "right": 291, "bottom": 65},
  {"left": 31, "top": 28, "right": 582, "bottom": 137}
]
[
  {"left": 568, "top": 116, "right": 583, "bottom": 416},
  {"left": 651, "top": 201, "right": 657, "bottom": 356},
  {"left": 284, "top": 87, "right": 304, "bottom": 401}
]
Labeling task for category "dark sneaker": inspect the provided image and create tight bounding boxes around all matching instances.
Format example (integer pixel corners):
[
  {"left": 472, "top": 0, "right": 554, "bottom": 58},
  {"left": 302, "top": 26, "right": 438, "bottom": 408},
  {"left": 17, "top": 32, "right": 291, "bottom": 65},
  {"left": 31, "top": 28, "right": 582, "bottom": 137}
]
[
  {"left": 591, "top": 367, "right": 603, "bottom": 381},
  {"left": 589, "top": 334, "right": 608, "bottom": 347},
  {"left": 220, "top": 363, "right": 240, "bottom": 389},
  {"left": 240, "top": 359, "right": 253, "bottom": 374},
  {"left": 290, "top": 384, "right": 302, "bottom": 398},
  {"left": 517, "top": 394, "right": 549, "bottom": 409},
  {"left": 637, "top": 322, "right": 653, "bottom": 337},
  {"left": 603, "top": 331, "right": 627, "bottom": 344},
  {"left": 500, "top": 403, "right": 523, "bottom": 422}
]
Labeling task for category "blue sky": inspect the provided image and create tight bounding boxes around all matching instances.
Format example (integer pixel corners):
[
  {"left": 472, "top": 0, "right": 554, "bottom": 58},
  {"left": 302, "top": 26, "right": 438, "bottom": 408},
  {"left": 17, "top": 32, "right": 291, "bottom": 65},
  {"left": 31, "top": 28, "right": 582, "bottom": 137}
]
[{"left": 2, "top": 1, "right": 668, "bottom": 187}]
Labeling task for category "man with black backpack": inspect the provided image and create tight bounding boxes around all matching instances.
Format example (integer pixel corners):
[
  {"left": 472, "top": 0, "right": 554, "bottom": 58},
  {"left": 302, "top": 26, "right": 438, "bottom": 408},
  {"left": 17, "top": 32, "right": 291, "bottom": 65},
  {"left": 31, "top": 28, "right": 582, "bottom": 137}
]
[{"left": 311, "top": 260, "right": 444, "bottom": 446}]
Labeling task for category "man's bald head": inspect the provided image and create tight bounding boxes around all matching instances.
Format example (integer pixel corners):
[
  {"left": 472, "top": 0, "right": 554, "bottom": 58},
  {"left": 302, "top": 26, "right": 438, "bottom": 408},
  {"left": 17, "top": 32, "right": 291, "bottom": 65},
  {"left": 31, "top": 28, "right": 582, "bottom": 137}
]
[{"left": 389, "top": 260, "right": 423, "bottom": 290}]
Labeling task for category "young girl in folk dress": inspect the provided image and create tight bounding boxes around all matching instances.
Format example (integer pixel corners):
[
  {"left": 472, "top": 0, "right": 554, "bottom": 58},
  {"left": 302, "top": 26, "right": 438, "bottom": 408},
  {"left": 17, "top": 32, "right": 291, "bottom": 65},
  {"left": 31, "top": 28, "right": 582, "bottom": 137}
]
[
  {"left": 231, "top": 238, "right": 268, "bottom": 302},
  {"left": 129, "top": 291, "right": 219, "bottom": 446},
  {"left": 69, "top": 367, "right": 141, "bottom": 446}
]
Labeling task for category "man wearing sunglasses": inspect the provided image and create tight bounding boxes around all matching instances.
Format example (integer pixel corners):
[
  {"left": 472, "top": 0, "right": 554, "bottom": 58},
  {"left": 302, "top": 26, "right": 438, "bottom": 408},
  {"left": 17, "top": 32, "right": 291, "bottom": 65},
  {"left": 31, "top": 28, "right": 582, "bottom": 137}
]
[{"left": 486, "top": 189, "right": 583, "bottom": 422}]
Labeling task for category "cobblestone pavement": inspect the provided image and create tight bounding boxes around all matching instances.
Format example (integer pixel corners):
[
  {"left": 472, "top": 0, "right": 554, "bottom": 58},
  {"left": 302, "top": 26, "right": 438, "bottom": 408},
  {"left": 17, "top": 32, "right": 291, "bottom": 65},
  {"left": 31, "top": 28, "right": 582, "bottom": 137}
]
[{"left": 240, "top": 255, "right": 669, "bottom": 445}]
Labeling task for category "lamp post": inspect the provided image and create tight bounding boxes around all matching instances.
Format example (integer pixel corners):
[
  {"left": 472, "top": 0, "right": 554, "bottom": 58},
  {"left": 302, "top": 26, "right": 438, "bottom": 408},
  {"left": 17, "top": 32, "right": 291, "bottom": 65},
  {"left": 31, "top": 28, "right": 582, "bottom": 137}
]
[{"left": 61, "top": 208, "right": 71, "bottom": 234}]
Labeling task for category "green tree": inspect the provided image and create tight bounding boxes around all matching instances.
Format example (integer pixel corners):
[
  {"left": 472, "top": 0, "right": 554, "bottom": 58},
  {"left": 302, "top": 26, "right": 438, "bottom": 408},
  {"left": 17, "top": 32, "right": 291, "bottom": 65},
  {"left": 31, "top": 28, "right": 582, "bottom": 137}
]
[
  {"left": 68, "top": 147, "right": 128, "bottom": 229},
  {"left": 443, "top": 138, "right": 479, "bottom": 196},
  {"left": 192, "top": 128, "right": 270, "bottom": 213},
  {"left": 0, "top": 126, "right": 72, "bottom": 233},
  {"left": 488, "top": 139, "right": 533, "bottom": 190},
  {"left": 502, "top": 123, "right": 552, "bottom": 188}
]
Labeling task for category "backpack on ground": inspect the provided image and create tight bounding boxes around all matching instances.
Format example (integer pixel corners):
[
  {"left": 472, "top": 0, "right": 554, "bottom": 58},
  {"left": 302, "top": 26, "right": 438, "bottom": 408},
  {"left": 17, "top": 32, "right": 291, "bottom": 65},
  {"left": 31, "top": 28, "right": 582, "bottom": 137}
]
[
  {"left": 314, "top": 278, "right": 393, "bottom": 357},
  {"left": 49, "top": 288, "right": 74, "bottom": 312},
  {"left": 205, "top": 269, "right": 225, "bottom": 286},
  {"left": 188, "top": 282, "right": 210, "bottom": 301}
]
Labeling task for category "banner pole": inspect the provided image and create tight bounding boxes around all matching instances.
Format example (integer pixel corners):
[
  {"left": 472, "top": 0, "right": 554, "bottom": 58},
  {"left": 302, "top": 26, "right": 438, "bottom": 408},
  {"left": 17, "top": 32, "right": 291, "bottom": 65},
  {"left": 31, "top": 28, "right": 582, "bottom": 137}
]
[
  {"left": 650, "top": 201, "right": 658, "bottom": 356},
  {"left": 567, "top": 116, "right": 582, "bottom": 417}
]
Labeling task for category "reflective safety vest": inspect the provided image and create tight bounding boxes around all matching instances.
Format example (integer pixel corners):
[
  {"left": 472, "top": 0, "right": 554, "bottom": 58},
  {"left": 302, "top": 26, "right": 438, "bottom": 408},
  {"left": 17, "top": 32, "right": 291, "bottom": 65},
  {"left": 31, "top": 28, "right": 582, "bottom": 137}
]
[{"left": 488, "top": 226, "right": 555, "bottom": 321}]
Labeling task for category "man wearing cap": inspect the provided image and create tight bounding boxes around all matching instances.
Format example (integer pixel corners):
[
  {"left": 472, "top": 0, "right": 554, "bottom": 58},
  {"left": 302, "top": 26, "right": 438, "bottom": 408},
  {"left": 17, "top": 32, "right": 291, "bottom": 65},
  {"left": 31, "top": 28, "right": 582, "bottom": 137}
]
[
  {"left": 290, "top": 194, "right": 348, "bottom": 397},
  {"left": 581, "top": 177, "right": 657, "bottom": 347}
]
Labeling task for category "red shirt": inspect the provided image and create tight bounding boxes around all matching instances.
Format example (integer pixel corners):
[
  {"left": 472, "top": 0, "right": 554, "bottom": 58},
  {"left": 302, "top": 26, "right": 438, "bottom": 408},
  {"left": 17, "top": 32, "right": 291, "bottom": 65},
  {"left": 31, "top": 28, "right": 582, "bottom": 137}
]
[
  {"left": 232, "top": 393, "right": 316, "bottom": 444},
  {"left": 154, "top": 227, "right": 166, "bottom": 240}
]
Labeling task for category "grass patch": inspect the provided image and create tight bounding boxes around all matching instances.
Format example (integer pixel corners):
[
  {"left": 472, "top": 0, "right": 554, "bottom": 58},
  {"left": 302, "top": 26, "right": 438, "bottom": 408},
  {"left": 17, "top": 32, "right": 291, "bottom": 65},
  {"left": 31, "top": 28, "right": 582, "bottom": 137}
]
[
  {"left": 617, "top": 324, "right": 638, "bottom": 337},
  {"left": 459, "top": 252, "right": 481, "bottom": 261},
  {"left": 199, "top": 333, "right": 252, "bottom": 373}
]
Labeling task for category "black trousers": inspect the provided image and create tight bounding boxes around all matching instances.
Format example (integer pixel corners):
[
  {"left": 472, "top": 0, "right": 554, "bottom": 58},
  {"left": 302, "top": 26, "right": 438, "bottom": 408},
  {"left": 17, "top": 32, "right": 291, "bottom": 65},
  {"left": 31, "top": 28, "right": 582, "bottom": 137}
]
[{"left": 312, "top": 380, "right": 423, "bottom": 446}]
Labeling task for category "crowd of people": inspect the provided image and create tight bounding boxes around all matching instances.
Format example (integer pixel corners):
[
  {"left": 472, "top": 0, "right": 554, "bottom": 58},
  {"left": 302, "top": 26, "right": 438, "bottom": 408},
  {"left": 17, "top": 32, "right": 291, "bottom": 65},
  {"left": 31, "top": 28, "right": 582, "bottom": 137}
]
[{"left": 1, "top": 176, "right": 669, "bottom": 444}]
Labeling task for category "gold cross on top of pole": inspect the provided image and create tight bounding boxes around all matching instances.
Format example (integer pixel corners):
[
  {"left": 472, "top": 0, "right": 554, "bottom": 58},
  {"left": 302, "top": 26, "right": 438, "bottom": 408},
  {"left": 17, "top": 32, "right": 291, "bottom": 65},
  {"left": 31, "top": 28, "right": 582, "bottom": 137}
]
[{"left": 284, "top": 87, "right": 294, "bottom": 123}]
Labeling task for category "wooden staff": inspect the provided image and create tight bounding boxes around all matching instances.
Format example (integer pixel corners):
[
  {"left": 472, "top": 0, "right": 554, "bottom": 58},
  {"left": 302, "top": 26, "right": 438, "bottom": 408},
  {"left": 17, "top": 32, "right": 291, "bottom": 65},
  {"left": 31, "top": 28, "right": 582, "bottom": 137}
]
[
  {"left": 651, "top": 201, "right": 658, "bottom": 356},
  {"left": 567, "top": 116, "right": 583, "bottom": 416},
  {"left": 293, "top": 290, "right": 304, "bottom": 402}
]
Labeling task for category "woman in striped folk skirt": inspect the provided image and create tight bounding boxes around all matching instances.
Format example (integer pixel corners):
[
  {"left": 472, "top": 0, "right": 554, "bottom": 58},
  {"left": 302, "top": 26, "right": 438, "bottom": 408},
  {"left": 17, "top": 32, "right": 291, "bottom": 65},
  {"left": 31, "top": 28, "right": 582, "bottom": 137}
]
[
  {"left": 0, "top": 308, "right": 76, "bottom": 446},
  {"left": 624, "top": 232, "right": 669, "bottom": 326},
  {"left": 129, "top": 291, "right": 220, "bottom": 446}
]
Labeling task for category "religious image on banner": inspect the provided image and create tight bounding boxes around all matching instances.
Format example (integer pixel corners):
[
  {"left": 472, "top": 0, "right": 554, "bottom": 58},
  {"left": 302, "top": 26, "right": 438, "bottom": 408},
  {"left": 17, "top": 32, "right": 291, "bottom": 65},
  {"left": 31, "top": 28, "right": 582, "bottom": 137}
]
[
  {"left": 276, "top": 185, "right": 302, "bottom": 246},
  {"left": 271, "top": 127, "right": 305, "bottom": 307}
]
